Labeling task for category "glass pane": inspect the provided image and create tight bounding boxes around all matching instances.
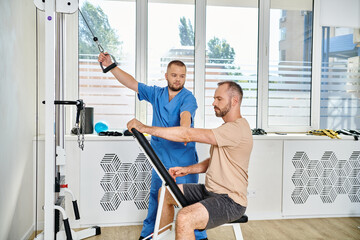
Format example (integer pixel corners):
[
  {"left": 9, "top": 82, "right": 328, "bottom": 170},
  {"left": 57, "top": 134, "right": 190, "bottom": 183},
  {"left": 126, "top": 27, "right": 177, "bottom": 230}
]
[
  {"left": 147, "top": 0, "right": 195, "bottom": 125},
  {"left": 205, "top": 0, "right": 258, "bottom": 128},
  {"left": 320, "top": 27, "right": 360, "bottom": 129},
  {"left": 79, "top": 0, "right": 136, "bottom": 130},
  {"left": 268, "top": 0, "right": 313, "bottom": 126}
]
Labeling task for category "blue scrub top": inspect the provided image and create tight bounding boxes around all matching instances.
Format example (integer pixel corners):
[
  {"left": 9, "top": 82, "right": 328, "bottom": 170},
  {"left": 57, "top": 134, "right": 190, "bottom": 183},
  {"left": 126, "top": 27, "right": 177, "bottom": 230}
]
[{"left": 137, "top": 82, "right": 199, "bottom": 168}]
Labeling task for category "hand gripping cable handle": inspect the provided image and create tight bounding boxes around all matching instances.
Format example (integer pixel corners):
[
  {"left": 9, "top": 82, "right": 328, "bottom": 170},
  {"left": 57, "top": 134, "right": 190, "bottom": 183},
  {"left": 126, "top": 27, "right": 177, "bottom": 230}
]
[
  {"left": 97, "top": 46, "right": 118, "bottom": 73},
  {"left": 131, "top": 128, "right": 189, "bottom": 208}
]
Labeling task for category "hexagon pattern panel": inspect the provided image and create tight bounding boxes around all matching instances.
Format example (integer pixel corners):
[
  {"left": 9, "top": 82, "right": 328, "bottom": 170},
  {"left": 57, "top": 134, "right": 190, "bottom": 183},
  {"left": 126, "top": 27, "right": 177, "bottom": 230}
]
[
  {"left": 100, "top": 153, "right": 152, "bottom": 211},
  {"left": 291, "top": 151, "right": 360, "bottom": 204}
]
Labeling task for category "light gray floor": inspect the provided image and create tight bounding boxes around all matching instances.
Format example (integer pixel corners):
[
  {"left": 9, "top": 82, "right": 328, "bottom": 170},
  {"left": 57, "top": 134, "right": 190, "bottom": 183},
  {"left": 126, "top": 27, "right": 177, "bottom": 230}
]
[
  {"left": 79, "top": 224, "right": 236, "bottom": 240},
  {"left": 75, "top": 217, "right": 360, "bottom": 240}
]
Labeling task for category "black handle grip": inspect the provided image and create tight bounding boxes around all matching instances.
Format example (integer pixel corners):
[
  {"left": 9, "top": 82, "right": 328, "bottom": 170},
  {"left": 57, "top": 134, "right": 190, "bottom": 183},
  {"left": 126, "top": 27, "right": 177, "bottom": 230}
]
[
  {"left": 100, "top": 62, "right": 117, "bottom": 73},
  {"left": 72, "top": 200, "right": 80, "bottom": 220},
  {"left": 63, "top": 218, "right": 73, "bottom": 240},
  {"left": 131, "top": 128, "right": 189, "bottom": 207},
  {"left": 75, "top": 100, "right": 84, "bottom": 124}
]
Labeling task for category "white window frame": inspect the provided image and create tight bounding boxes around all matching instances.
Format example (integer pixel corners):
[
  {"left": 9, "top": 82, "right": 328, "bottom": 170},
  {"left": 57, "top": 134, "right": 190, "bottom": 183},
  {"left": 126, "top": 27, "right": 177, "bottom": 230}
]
[
  {"left": 71, "top": 0, "right": 322, "bottom": 132},
  {"left": 259, "top": 0, "right": 321, "bottom": 132},
  {"left": 193, "top": 0, "right": 206, "bottom": 128},
  {"left": 136, "top": 0, "right": 148, "bottom": 124}
]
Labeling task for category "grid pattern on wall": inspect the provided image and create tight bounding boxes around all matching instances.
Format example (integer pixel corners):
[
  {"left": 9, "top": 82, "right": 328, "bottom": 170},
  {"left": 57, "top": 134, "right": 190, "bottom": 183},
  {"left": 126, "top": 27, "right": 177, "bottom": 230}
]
[
  {"left": 99, "top": 153, "right": 152, "bottom": 211},
  {"left": 291, "top": 151, "right": 360, "bottom": 204}
]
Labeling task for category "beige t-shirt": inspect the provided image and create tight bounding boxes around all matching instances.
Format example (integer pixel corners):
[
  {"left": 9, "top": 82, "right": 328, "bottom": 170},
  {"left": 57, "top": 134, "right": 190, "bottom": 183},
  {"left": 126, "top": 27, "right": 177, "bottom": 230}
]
[{"left": 205, "top": 118, "right": 253, "bottom": 206}]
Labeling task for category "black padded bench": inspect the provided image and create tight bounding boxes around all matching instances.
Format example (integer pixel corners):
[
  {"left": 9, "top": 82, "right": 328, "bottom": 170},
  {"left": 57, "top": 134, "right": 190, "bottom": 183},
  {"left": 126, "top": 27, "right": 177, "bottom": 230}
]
[{"left": 232, "top": 214, "right": 248, "bottom": 223}]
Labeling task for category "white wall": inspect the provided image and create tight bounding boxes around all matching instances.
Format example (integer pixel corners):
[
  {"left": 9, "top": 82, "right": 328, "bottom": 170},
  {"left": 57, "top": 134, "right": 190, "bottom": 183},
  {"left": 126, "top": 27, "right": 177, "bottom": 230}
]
[
  {"left": 320, "top": 0, "right": 360, "bottom": 28},
  {"left": 0, "top": 1, "right": 36, "bottom": 239}
]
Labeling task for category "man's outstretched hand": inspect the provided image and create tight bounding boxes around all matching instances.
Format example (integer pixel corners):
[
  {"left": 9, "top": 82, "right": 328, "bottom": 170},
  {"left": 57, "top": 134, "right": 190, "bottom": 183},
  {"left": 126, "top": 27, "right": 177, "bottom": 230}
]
[{"left": 127, "top": 118, "right": 146, "bottom": 133}]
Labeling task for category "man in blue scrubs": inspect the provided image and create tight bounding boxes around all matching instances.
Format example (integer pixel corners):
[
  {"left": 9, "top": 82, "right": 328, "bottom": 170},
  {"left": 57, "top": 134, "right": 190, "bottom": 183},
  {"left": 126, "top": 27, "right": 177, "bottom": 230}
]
[{"left": 98, "top": 53, "right": 207, "bottom": 240}]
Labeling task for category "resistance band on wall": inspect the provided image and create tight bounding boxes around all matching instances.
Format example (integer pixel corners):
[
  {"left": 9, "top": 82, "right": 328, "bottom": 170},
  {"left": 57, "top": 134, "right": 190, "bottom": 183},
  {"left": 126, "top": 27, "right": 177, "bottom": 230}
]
[{"left": 78, "top": 8, "right": 118, "bottom": 73}]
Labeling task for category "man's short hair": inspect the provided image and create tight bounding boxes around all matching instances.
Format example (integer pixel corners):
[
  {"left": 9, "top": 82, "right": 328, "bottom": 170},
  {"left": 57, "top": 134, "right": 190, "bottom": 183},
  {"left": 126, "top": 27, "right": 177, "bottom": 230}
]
[
  {"left": 218, "top": 81, "right": 243, "bottom": 102},
  {"left": 167, "top": 60, "right": 187, "bottom": 72}
]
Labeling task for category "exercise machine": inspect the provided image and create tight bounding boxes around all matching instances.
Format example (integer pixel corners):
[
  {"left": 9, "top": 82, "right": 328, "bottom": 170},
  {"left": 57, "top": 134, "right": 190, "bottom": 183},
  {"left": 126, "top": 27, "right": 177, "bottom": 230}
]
[
  {"left": 34, "top": 0, "right": 100, "bottom": 239},
  {"left": 131, "top": 128, "right": 248, "bottom": 240}
]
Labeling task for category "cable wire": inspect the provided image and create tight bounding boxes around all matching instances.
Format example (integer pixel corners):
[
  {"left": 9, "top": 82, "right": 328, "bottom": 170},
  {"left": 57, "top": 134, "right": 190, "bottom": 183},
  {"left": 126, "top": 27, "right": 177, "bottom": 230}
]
[{"left": 78, "top": 8, "right": 96, "bottom": 40}]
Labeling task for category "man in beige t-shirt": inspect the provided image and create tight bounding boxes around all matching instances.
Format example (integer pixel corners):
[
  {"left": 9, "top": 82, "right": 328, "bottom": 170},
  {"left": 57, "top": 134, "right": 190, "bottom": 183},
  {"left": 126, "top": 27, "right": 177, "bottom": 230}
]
[
  {"left": 207, "top": 117, "right": 253, "bottom": 207},
  {"left": 127, "top": 81, "right": 253, "bottom": 240}
]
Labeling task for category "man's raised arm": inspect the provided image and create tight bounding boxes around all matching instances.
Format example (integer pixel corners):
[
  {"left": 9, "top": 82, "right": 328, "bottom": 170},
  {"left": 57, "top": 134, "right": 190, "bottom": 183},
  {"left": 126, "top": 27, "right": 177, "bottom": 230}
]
[
  {"left": 98, "top": 52, "right": 138, "bottom": 92},
  {"left": 127, "top": 118, "right": 217, "bottom": 146}
]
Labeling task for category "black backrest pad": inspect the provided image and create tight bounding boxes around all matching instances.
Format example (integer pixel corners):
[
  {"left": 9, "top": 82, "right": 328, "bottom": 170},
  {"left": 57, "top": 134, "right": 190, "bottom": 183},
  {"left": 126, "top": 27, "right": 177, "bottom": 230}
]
[{"left": 132, "top": 128, "right": 189, "bottom": 207}]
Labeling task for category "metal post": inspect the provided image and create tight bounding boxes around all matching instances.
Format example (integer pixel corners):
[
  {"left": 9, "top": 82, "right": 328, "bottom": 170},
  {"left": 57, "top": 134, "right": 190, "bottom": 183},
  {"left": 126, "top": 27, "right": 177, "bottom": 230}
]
[{"left": 44, "top": 0, "right": 56, "bottom": 239}]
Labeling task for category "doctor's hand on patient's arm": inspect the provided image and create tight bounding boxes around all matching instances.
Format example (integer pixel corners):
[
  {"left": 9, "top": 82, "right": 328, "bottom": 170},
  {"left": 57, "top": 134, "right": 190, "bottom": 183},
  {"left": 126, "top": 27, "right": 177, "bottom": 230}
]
[
  {"left": 127, "top": 118, "right": 146, "bottom": 133},
  {"left": 169, "top": 167, "right": 189, "bottom": 182}
]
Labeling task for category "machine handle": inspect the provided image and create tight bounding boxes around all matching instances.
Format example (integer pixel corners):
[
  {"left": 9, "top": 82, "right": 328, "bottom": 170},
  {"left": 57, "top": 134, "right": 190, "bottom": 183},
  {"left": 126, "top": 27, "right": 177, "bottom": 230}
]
[
  {"left": 72, "top": 200, "right": 80, "bottom": 220},
  {"left": 75, "top": 100, "right": 84, "bottom": 124},
  {"left": 100, "top": 54, "right": 117, "bottom": 73}
]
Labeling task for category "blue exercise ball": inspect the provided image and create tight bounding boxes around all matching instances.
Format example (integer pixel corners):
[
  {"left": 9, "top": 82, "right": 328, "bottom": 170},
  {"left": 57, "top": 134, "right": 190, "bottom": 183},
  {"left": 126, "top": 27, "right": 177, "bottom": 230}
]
[{"left": 95, "top": 121, "right": 109, "bottom": 133}]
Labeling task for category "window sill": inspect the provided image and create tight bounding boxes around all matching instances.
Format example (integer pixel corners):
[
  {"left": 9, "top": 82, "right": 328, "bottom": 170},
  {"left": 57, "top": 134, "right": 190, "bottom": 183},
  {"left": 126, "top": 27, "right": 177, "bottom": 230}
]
[
  {"left": 36, "top": 133, "right": 356, "bottom": 141},
  {"left": 253, "top": 133, "right": 355, "bottom": 140}
]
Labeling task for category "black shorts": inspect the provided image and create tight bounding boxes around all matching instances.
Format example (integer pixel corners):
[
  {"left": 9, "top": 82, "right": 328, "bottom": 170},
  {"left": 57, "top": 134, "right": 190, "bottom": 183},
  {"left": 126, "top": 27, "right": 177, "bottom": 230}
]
[{"left": 183, "top": 184, "right": 246, "bottom": 229}]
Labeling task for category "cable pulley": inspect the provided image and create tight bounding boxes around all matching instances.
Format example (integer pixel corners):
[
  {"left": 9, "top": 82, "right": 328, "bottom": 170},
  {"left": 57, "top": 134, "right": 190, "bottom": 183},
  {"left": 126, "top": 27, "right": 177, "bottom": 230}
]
[{"left": 78, "top": 8, "right": 117, "bottom": 73}]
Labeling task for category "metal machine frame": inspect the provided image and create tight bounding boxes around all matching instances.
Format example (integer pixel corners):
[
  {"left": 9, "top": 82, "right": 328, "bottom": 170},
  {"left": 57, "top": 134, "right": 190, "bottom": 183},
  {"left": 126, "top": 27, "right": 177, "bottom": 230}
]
[{"left": 34, "top": 1, "right": 100, "bottom": 239}]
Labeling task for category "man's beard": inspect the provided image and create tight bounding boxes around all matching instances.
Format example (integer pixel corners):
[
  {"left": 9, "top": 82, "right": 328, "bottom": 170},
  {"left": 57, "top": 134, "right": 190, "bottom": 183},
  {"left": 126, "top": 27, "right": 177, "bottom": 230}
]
[
  {"left": 168, "top": 82, "right": 185, "bottom": 92},
  {"left": 214, "top": 101, "right": 232, "bottom": 117}
]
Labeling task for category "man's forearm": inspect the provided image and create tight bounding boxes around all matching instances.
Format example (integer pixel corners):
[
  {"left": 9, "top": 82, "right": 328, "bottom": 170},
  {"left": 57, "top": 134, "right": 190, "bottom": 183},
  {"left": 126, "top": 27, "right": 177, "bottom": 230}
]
[
  {"left": 138, "top": 123, "right": 217, "bottom": 146},
  {"left": 110, "top": 67, "right": 138, "bottom": 92},
  {"left": 143, "top": 125, "right": 190, "bottom": 143},
  {"left": 128, "top": 118, "right": 216, "bottom": 145},
  {"left": 187, "top": 158, "right": 210, "bottom": 174},
  {"left": 180, "top": 111, "right": 192, "bottom": 128}
]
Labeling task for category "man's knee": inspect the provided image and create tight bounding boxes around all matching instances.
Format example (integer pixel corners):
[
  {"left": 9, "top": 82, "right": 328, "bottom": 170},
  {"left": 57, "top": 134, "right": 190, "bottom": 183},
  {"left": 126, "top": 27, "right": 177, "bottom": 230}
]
[
  {"left": 176, "top": 208, "right": 193, "bottom": 226},
  {"left": 176, "top": 203, "right": 209, "bottom": 231}
]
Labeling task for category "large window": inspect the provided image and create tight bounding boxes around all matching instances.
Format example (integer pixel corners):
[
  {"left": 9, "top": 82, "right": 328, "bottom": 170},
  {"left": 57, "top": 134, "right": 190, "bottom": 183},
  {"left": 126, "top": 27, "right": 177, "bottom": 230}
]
[
  {"left": 267, "top": 0, "right": 313, "bottom": 127},
  {"left": 78, "top": 0, "right": 136, "bottom": 130},
  {"left": 205, "top": 0, "right": 258, "bottom": 128},
  {"left": 77, "top": 0, "right": 322, "bottom": 132},
  {"left": 147, "top": 0, "right": 195, "bottom": 125},
  {"left": 320, "top": 27, "right": 360, "bottom": 129}
]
